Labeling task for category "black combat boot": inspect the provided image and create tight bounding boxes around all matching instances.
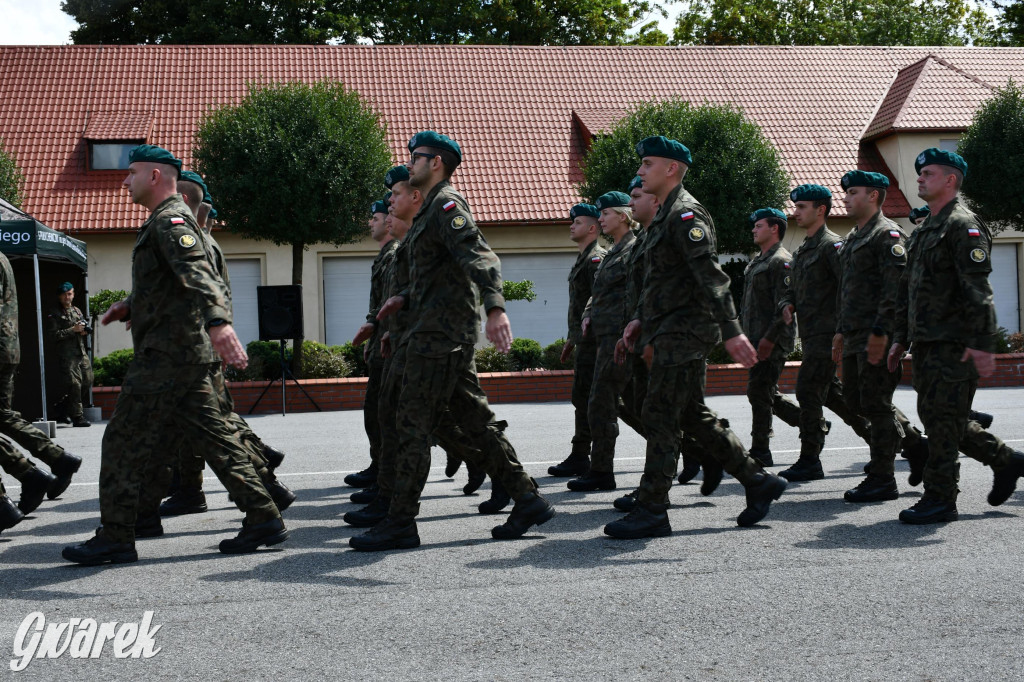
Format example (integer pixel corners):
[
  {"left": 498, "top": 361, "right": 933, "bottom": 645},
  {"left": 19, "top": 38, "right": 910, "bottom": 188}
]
[
  {"left": 901, "top": 436, "right": 929, "bottom": 487},
  {"left": 604, "top": 502, "right": 671, "bottom": 539},
  {"left": 72, "top": 417, "right": 91, "bottom": 427},
  {"left": 219, "top": 517, "right": 289, "bottom": 554},
  {"left": 700, "top": 456, "right": 724, "bottom": 496},
  {"left": 844, "top": 475, "right": 899, "bottom": 503},
  {"left": 613, "top": 488, "right": 639, "bottom": 512},
  {"left": 0, "top": 494, "right": 24, "bottom": 532},
  {"left": 677, "top": 452, "right": 701, "bottom": 484},
  {"left": 567, "top": 471, "right": 616, "bottom": 492},
  {"left": 445, "top": 453, "right": 463, "bottom": 478},
  {"left": 47, "top": 451, "right": 83, "bottom": 500},
  {"left": 463, "top": 463, "right": 486, "bottom": 495},
  {"left": 989, "top": 450, "right": 1024, "bottom": 507},
  {"left": 548, "top": 442, "right": 590, "bottom": 477},
  {"left": 970, "top": 410, "right": 994, "bottom": 430},
  {"left": 899, "top": 496, "right": 958, "bottom": 524},
  {"left": 159, "top": 488, "right": 208, "bottom": 516},
  {"left": 344, "top": 465, "right": 378, "bottom": 489},
  {"left": 478, "top": 480, "right": 511, "bottom": 514},
  {"left": 350, "top": 484, "right": 379, "bottom": 505},
  {"left": 737, "top": 472, "right": 788, "bottom": 527},
  {"left": 266, "top": 478, "right": 297, "bottom": 513},
  {"left": 18, "top": 467, "right": 56, "bottom": 514},
  {"left": 779, "top": 442, "right": 825, "bottom": 482},
  {"left": 349, "top": 517, "right": 420, "bottom": 551},
  {"left": 62, "top": 528, "right": 138, "bottom": 565},
  {"left": 491, "top": 492, "right": 556, "bottom": 539},
  {"left": 748, "top": 446, "right": 773, "bottom": 468},
  {"left": 262, "top": 443, "right": 286, "bottom": 470},
  {"left": 343, "top": 496, "right": 390, "bottom": 528},
  {"left": 134, "top": 514, "right": 164, "bottom": 539}
]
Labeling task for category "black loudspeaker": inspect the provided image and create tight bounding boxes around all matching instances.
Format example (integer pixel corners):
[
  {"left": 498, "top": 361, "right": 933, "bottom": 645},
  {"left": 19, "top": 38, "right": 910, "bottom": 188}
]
[{"left": 257, "top": 285, "right": 303, "bottom": 340}]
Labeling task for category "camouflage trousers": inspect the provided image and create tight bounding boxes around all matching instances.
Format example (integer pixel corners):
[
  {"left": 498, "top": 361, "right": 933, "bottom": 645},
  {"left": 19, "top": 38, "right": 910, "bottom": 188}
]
[
  {"left": 637, "top": 334, "right": 762, "bottom": 507},
  {"left": 571, "top": 340, "right": 596, "bottom": 449},
  {"left": 0, "top": 363, "right": 65, "bottom": 469},
  {"left": 390, "top": 332, "right": 535, "bottom": 522},
  {"left": 55, "top": 353, "right": 93, "bottom": 420},
  {"left": 842, "top": 350, "right": 903, "bottom": 477},
  {"left": 797, "top": 337, "right": 872, "bottom": 447},
  {"left": 363, "top": 356, "right": 385, "bottom": 468},
  {"left": 588, "top": 335, "right": 644, "bottom": 472},
  {"left": 746, "top": 345, "right": 800, "bottom": 450},
  {"left": 912, "top": 341, "right": 1013, "bottom": 502},
  {"left": 100, "top": 353, "right": 278, "bottom": 543}
]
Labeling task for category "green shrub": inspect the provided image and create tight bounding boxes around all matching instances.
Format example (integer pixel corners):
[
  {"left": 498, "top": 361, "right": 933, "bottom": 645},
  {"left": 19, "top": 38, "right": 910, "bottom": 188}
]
[
  {"left": 475, "top": 346, "right": 512, "bottom": 373},
  {"left": 92, "top": 348, "right": 134, "bottom": 386},
  {"left": 1007, "top": 332, "right": 1024, "bottom": 354},
  {"left": 333, "top": 342, "right": 368, "bottom": 377},
  {"left": 509, "top": 337, "right": 543, "bottom": 371},
  {"left": 302, "top": 340, "right": 352, "bottom": 379},
  {"left": 542, "top": 338, "right": 573, "bottom": 370},
  {"left": 707, "top": 343, "right": 732, "bottom": 365}
]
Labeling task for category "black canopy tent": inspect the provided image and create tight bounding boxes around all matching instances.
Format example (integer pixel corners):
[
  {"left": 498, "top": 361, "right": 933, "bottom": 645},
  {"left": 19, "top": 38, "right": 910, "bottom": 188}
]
[{"left": 0, "top": 198, "right": 88, "bottom": 421}]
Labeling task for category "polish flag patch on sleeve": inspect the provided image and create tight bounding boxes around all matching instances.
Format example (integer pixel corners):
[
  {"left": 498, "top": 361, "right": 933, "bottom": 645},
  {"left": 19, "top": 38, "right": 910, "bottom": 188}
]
[
  {"left": 591, "top": 256, "right": 602, "bottom": 263},
  {"left": 889, "top": 230, "right": 901, "bottom": 238},
  {"left": 170, "top": 217, "right": 185, "bottom": 224},
  {"left": 680, "top": 211, "right": 695, "bottom": 221},
  {"left": 442, "top": 200, "right": 456, "bottom": 212},
  {"left": 968, "top": 227, "right": 981, "bottom": 237}
]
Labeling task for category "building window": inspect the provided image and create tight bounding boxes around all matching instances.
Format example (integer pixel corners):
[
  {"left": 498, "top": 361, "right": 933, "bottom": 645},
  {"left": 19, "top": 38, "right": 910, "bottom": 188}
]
[
  {"left": 939, "top": 138, "right": 960, "bottom": 153},
  {"left": 89, "top": 142, "right": 137, "bottom": 170}
]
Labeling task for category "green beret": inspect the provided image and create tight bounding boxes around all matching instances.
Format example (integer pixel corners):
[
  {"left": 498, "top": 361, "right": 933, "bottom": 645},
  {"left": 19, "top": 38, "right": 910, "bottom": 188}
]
[
  {"left": 595, "top": 192, "right": 631, "bottom": 211},
  {"left": 209, "top": 207, "right": 218, "bottom": 220},
  {"left": 841, "top": 170, "right": 889, "bottom": 190},
  {"left": 179, "top": 169, "right": 209, "bottom": 197},
  {"left": 202, "top": 187, "right": 213, "bottom": 204},
  {"left": 750, "top": 207, "right": 787, "bottom": 224},
  {"left": 371, "top": 200, "right": 389, "bottom": 215},
  {"left": 59, "top": 282, "right": 73, "bottom": 293},
  {"left": 408, "top": 130, "right": 462, "bottom": 164},
  {"left": 627, "top": 176, "right": 644, "bottom": 193},
  {"left": 790, "top": 184, "right": 831, "bottom": 202},
  {"left": 909, "top": 205, "right": 931, "bottom": 222},
  {"left": 569, "top": 203, "right": 599, "bottom": 220},
  {"left": 128, "top": 144, "right": 182, "bottom": 174},
  {"left": 383, "top": 191, "right": 392, "bottom": 204},
  {"left": 635, "top": 136, "right": 693, "bottom": 165},
  {"left": 914, "top": 147, "right": 967, "bottom": 177},
  {"left": 384, "top": 165, "right": 410, "bottom": 189}
]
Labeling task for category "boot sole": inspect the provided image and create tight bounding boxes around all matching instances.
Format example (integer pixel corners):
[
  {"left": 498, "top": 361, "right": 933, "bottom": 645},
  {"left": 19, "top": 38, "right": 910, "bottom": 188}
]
[
  {"left": 492, "top": 506, "right": 556, "bottom": 540},
  {"left": 219, "top": 529, "right": 290, "bottom": 554},
  {"left": 62, "top": 549, "right": 139, "bottom": 566},
  {"left": 159, "top": 505, "right": 208, "bottom": 517},
  {"left": 899, "top": 510, "right": 959, "bottom": 524},
  {"left": 603, "top": 523, "right": 671, "bottom": 539},
  {"left": 779, "top": 471, "right": 825, "bottom": 482},
  {"left": 47, "top": 457, "right": 83, "bottom": 500},
  {"left": 349, "top": 535, "right": 421, "bottom": 552},
  {"left": 566, "top": 482, "right": 617, "bottom": 492},
  {"left": 844, "top": 491, "right": 899, "bottom": 503}
]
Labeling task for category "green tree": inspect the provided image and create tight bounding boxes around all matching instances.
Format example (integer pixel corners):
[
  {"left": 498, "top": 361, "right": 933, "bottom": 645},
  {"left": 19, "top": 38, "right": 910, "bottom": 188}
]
[
  {"left": 0, "top": 139, "right": 24, "bottom": 209},
  {"left": 61, "top": 0, "right": 366, "bottom": 44},
  {"left": 672, "top": 0, "right": 992, "bottom": 46},
  {"left": 579, "top": 99, "right": 789, "bottom": 255},
  {"left": 958, "top": 81, "right": 1024, "bottom": 232},
  {"left": 989, "top": 0, "right": 1024, "bottom": 45},
  {"left": 193, "top": 80, "right": 392, "bottom": 376}
]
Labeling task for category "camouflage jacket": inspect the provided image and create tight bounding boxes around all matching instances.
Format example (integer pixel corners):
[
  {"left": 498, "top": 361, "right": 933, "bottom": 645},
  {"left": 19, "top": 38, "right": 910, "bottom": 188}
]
[
  {"left": 0, "top": 252, "right": 19, "bottom": 364},
  {"left": 401, "top": 181, "right": 505, "bottom": 346},
  {"left": 740, "top": 241, "right": 795, "bottom": 351},
  {"left": 567, "top": 239, "right": 605, "bottom": 346},
  {"left": 382, "top": 240, "right": 411, "bottom": 349},
  {"left": 623, "top": 228, "right": 648, "bottom": 335},
  {"left": 584, "top": 231, "right": 635, "bottom": 340},
  {"left": 633, "top": 183, "right": 741, "bottom": 350},
  {"left": 126, "top": 195, "right": 231, "bottom": 364},
  {"left": 894, "top": 197, "right": 998, "bottom": 352},
  {"left": 836, "top": 210, "right": 907, "bottom": 356},
  {"left": 779, "top": 225, "right": 844, "bottom": 344},
  {"left": 47, "top": 305, "right": 88, "bottom": 359},
  {"left": 365, "top": 239, "right": 399, "bottom": 362},
  {"left": 203, "top": 230, "right": 232, "bottom": 305}
]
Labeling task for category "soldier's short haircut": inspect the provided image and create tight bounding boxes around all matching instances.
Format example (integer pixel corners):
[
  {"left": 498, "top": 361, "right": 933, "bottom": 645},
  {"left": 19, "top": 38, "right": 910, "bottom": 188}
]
[
  {"left": 866, "top": 187, "right": 887, "bottom": 207},
  {"left": 765, "top": 216, "right": 787, "bottom": 240},
  {"left": 177, "top": 179, "right": 204, "bottom": 208},
  {"left": 421, "top": 146, "right": 460, "bottom": 178},
  {"left": 945, "top": 167, "right": 965, "bottom": 190},
  {"left": 812, "top": 197, "right": 832, "bottom": 216}
]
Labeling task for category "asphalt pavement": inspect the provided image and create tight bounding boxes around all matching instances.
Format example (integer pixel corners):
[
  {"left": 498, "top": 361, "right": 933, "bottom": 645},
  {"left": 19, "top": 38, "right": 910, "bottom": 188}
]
[{"left": 1, "top": 386, "right": 1022, "bottom": 681}]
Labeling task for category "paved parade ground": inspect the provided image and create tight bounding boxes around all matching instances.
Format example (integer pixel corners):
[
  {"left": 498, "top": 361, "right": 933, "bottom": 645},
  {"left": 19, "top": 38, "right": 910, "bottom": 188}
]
[{"left": 1, "top": 387, "right": 1022, "bottom": 681}]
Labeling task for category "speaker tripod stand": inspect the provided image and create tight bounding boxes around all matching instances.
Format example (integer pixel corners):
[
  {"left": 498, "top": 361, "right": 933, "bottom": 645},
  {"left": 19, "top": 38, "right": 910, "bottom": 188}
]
[{"left": 247, "top": 339, "right": 322, "bottom": 416}]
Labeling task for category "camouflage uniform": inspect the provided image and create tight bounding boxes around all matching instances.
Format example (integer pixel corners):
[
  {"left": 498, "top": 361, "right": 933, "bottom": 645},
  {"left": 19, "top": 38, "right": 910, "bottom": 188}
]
[
  {"left": 99, "top": 195, "right": 278, "bottom": 543},
  {"left": 567, "top": 239, "right": 605, "bottom": 456},
  {"left": 633, "top": 184, "right": 764, "bottom": 507},
  {"left": 389, "top": 181, "right": 537, "bottom": 522},
  {"left": 740, "top": 242, "right": 800, "bottom": 450},
  {"left": 0, "top": 252, "right": 69, "bottom": 477},
  {"left": 46, "top": 304, "right": 94, "bottom": 421},
  {"left": 364, "top": 239, "right": 400, "bottom": 470},
  {"left": 836, "top": 210, "right": 907, "bottom": 479},
  {"left": 895, "top": 198, "right": 1014, "bottom": 501},
  {"left": 584, "top": 230, "right": 643, "bottom": 473}
]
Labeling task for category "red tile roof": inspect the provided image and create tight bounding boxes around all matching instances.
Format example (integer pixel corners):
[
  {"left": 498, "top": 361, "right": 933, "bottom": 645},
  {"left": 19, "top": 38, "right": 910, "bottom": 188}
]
[
  {"left": 1, "top": 45, "right": 1022, "bottom": 233},
  {"left": 82, "top": 110, "right": 154, "bottom": 140}
]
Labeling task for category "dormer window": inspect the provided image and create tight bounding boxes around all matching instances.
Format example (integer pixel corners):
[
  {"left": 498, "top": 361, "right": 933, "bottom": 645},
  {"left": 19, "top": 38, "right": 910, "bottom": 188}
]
[
  {"left": 89, "top": 142, "right": 138, "bottom": 170},
  {"left": 82, "top": 111, "right": 154, "bottom": 172}
]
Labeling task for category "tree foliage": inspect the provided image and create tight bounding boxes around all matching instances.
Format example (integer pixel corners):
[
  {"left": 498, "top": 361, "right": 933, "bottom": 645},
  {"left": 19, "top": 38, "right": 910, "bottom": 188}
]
[
  {"left": 672, "top": 0, "right": 993, "bottom": 46},
  {"left": 988, "top": 0, "right": 1024, "bottom": 45},
  {"left": 958, "top": 81, "right": 1024, "bottom": 232},
  {"left": 0, "top": 140, "right": 24, "bottom": 209},
  {"left": 579, "top": 99, "right": 789, "bottom": 256}
]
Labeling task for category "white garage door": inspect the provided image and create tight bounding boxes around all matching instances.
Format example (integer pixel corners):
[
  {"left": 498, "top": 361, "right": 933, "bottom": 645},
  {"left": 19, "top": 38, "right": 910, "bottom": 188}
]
[
  {"left": 323, "top": 256, "right": 374, "bottom": 347},
  {"left": 992, "top": 243, "right": 1020, "bottom": 333},
  {"left": 497, "top": 252, "right": 577, "bottom": 346},
  {"left": 225, "top": 258, "right": 261, "bottom": 347}
]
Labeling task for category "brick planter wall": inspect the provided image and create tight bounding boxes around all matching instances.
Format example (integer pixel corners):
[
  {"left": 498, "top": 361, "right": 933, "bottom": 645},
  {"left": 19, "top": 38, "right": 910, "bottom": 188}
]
[{"left": 90, "top": 353, "right": 1024, "bottom": 418}]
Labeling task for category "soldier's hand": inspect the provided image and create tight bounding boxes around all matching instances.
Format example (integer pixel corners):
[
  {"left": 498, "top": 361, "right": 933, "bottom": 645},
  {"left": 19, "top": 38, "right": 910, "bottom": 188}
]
[
  {"left": 756, "top": 337, "right": 775, "bottom": 362},
  {"left": 101, "top": 300, "right": 130, "bottom": 325},
  {"left": 622, "top": 319, "right": 642, "bottom": 352},
  {"left": 782, "top": 304, "right": 795, "bottom": 325},
  {"left": 614, "top": 338, "right": 628, "bottom": 366},
  {"left": 865, "top": 333, "right": 888, "bottom": 366},
  {"left": 73, "top": 322, "right": 86, "bottom": 334},
  {"left": 831, "top": 333, "right": 844, "bottom": 364},
  {"left": 209, "top": 324, "right": 248, "bottom": 370},
  {"left": 581, "top": 317, "right": 591, "bottom": 339},
  {"left": 725, "top": 334, "right": 758, "bottom": 368},
  {"left": 352, "top": 322, "right": 375, "bottom": 347},
  {"left": 376, "top": 296, "right": 405, "bottom": 321},
  {"left": 642, "top": 343, "right": 654, "bottom": 369},
  {"left": 381, "top": 332, "right": 392, "bottom": 360},
  {"left": 887, "top": 342, "right": 907, "bottom": 373},
  {"left": 962, "top": 347, "right": 995, "bottom": 378},
  {"left": 486, "top": 308, "right": 513, "bottom": 354},
  {"left": 559, "top": 340, "right": 574, "bottom": 364}
]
